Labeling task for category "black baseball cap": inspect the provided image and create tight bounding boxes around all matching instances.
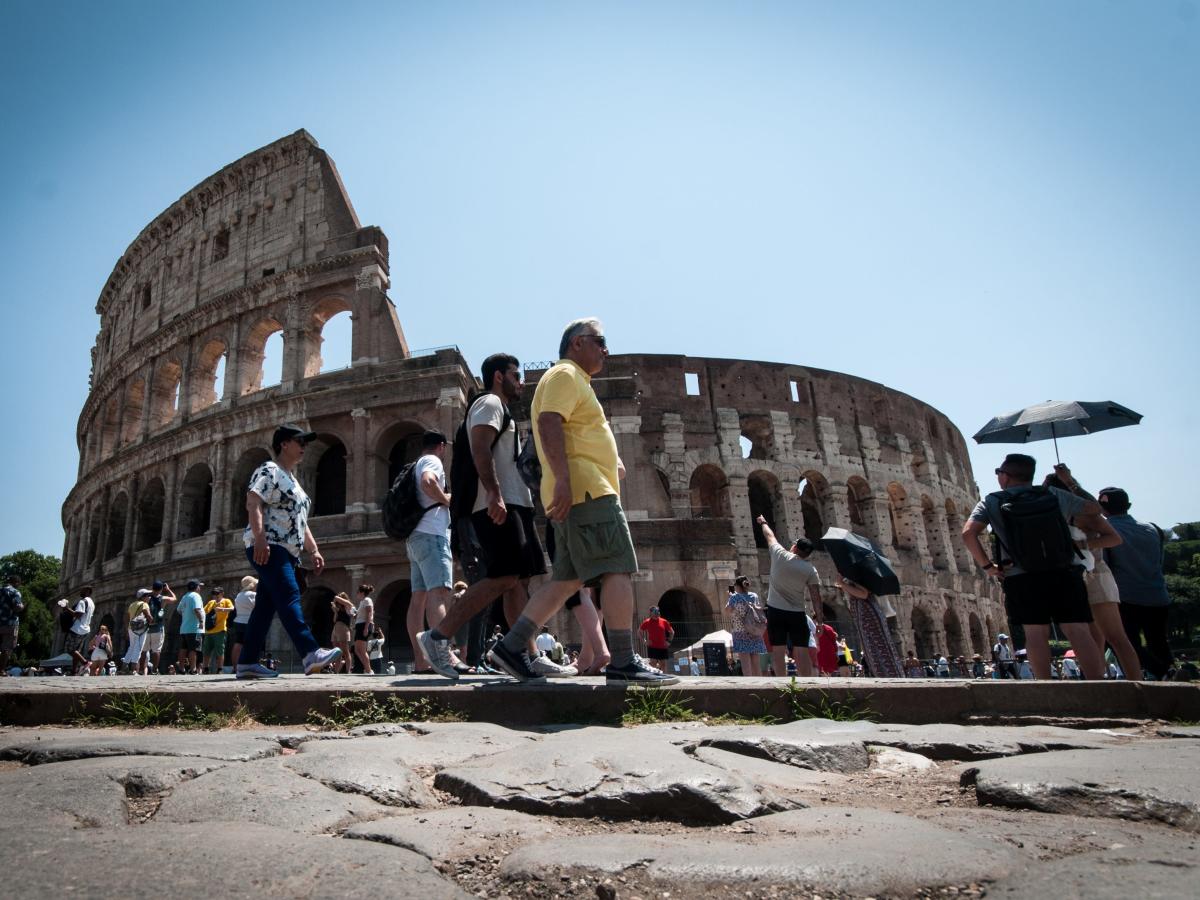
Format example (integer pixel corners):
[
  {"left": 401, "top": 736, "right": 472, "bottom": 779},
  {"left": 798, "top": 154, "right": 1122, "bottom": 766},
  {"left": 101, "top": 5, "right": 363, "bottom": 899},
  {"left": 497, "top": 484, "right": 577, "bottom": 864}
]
[
  {"left": 1098, "top": 487, "right": 1131, "bottom": 513},
  {"left": 187, "top": 578, "right": 203, "bottom": 589},
  {"left": 273, "top": 423, "right": 316, "bottom": 447},
  {"left": 152, "top": 580, "right": 165, "bottom": 590}
]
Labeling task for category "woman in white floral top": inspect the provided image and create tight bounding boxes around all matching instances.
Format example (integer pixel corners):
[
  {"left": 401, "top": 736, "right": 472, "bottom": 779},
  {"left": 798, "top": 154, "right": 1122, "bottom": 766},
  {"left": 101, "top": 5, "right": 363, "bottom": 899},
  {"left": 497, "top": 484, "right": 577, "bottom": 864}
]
[{"left": 237, "top": 424, "right": 343, "bottom": 679}]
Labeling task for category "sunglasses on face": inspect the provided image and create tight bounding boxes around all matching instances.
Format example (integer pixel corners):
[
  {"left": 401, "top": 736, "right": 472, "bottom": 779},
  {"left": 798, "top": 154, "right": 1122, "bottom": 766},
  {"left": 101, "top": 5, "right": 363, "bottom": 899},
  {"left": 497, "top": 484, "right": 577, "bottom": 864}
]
[{"left": 582, "top": 334, "right": 608, "bottom": 350}]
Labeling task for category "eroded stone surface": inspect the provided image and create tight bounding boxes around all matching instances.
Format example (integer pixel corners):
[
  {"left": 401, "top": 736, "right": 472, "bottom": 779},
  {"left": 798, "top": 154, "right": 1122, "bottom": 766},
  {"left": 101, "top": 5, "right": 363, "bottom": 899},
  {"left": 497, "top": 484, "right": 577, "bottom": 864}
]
[
  {"left": 0, "top": 728, "right": 286, "bottom": 764},
  {"left": 436, "top": 725, "right": 799, "bottom": 823},
  {"left": 1157, "top": 724, "right": 1200, "bottom": 739},
  {"left": 155, "top": 758, "right": 388, "bottom": 832},
  {"left": 683, "top": 720, "right": 874, "bottom": 772},
  {"left": 346, "top": 807, "right": 558, "bottom": 860},
  {"left": 964, "top": 740, "right": 1200, "bottom": 832},
  {"left": 286, "top": 737, "right": 436, "bottom": 807},
  {"left": 501, "top": 807, "right": 1017, "bottom": 893},
  {"left": 869, "top": 745, "right": 937, "bottom": 774}
]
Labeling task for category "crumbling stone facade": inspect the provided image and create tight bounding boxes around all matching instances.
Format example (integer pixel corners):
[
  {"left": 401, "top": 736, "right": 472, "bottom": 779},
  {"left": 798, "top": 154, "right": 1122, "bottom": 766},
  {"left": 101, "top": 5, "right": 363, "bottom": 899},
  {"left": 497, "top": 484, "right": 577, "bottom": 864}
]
[{"left": 61, "top": 131, "right": 1003, "bottom": 668}]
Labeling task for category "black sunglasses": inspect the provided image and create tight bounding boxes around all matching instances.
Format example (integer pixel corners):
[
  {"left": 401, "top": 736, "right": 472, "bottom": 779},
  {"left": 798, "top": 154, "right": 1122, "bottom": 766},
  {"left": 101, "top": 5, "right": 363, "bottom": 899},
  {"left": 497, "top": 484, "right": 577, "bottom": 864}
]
[{"left": 582, "top": 333, "right": 608, "bottom": 349}]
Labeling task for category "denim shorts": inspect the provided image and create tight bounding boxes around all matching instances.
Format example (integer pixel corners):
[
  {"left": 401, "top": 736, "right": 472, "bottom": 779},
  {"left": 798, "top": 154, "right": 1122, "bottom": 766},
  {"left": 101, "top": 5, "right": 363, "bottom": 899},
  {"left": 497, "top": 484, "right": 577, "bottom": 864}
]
[{"left": 406, "top": 531, "right": 453, "bottom": 592}]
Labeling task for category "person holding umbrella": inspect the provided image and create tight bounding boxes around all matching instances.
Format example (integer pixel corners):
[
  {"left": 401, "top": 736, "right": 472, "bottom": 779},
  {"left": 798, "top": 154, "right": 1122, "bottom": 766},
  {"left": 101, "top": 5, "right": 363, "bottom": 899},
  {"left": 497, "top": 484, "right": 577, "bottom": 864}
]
[{"left": 832, "top": 575, "right": 905, "bottom": 678}]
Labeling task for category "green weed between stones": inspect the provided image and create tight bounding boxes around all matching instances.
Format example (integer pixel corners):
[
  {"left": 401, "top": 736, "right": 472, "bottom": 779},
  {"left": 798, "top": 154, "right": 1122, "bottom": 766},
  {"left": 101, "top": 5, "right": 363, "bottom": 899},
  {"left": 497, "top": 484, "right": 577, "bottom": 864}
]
[
  {"left": 779, "top": 679, "right": 877, "bottom": 722},
  {"left": 620, "top": 680, "right": 876, "bottom": 726},
  {"left": 67, "top": 692, "right": 263, "bottom": 730},
  {"left": 306, "top": 691, "right": 464, "bottom": 730}
]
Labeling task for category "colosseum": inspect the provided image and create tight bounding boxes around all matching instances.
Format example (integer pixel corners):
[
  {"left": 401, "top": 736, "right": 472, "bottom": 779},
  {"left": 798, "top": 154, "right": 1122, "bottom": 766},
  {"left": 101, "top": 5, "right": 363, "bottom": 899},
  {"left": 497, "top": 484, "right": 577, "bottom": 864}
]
[{"left": 59, "top": 130, "right": 1005, "bottom": 670}]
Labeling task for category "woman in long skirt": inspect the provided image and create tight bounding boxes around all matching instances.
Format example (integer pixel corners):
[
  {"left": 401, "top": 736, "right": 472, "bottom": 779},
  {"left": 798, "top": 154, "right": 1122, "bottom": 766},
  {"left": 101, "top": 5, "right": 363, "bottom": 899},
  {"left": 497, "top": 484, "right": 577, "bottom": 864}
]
[{"left": 834, "top": 576, "right": 905, "bottom": 678}]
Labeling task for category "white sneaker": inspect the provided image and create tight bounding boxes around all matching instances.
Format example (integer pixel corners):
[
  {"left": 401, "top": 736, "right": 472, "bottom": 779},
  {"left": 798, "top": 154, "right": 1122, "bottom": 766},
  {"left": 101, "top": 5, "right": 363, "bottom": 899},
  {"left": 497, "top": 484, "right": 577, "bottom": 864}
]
[
  {"left": 303, "top": 647, "right": 342, "bottom": 675},
  {"left": 529, "top": 653, "right": 577, "bottom": 678}
]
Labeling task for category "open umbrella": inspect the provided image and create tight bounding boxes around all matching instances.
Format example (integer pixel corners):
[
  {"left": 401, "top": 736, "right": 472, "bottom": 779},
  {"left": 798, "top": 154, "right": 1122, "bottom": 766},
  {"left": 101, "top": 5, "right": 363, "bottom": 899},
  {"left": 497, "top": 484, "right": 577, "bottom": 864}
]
[
  {"left": 820, "top": 527, "right": 901, "bottom": 596},
  {"left": 972, "top": 400, "right": 1142, "bottom": 462}
]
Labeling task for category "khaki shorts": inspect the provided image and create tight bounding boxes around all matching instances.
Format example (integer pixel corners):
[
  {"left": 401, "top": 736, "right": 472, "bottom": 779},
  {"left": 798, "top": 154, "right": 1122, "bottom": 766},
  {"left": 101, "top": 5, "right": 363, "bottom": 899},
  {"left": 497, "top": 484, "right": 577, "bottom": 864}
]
[
  {"left": 146, "top": 631, "right": 165, "bottom": 654},
  {"left": 1085, "top": 567, "right": 1120, "bottom": 605},
  {"left": 550, "top": 494, "right": 638, "bottom": 585}
]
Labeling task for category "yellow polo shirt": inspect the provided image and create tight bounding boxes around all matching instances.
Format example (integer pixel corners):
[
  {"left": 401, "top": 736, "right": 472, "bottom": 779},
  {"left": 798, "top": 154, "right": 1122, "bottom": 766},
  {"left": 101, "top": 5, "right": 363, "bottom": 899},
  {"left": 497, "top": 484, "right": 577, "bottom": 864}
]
[{"left": 531, "top": 359, "right": 620, "bottom": 509}]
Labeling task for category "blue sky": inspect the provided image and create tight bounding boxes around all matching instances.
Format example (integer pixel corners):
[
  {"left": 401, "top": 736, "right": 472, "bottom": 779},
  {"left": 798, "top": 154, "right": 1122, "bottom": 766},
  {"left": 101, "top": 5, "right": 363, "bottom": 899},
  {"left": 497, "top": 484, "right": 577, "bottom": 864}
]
[{"left": 2, "top": 0, "right": 1197, "bottom": 557}]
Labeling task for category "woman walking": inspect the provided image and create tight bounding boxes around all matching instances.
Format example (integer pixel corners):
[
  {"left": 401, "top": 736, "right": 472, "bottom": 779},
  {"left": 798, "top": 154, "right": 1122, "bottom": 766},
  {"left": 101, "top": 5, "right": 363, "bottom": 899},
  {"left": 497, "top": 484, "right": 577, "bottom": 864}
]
[
  {"left": 229, "top": 576, "right": 257, "bottom": 668},
  {"left": 330, "top": 591, "right": 355, "bottom": 673},
  {"left": 238, "top": 424, "right": 342, "bottom": 679},
  {"left": 726, "top": 576, "right": 766, "bottom": 676},
  {"left": 833, "top": 575, "right": 905, "bottom": 678}
]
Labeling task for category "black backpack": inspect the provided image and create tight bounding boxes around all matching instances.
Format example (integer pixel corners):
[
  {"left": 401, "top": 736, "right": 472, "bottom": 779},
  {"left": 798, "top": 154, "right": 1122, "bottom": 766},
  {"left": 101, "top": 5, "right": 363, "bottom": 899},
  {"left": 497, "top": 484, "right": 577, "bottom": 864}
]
[
  {"left": 993, "top": 487, "right": 1082, "bottom": 573},
  {"left": 448, "top": 394, "right": 513, "bottom": 523},
  {"left": 381, "top": 460, "right": 433, "bottom": 541},
  {"left": 59, "top": 606, "right": 76, "bottom": 633}
]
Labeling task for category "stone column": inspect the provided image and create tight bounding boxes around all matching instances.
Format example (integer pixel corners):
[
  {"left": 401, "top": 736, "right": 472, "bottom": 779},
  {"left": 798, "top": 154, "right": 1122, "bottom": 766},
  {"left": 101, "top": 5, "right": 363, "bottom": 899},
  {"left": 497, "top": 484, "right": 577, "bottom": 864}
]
[
  {"left": 140, "top": 359, "right": 157, "bottom": 441},
  {"left": 209, "top": 440, "right": 228, "bottom": 551},
  {"left": 933, "top": 505, "right": 958, "bottom": 574},
  {"left": 659, "top": 413, "right": 691, "bottom": 519},
  {"left": 177, "top": 340, "right": 194, "bottom": 422},
  {"left": 609, "top": 416, "right": 642, "bottom": 511},
  {"left": 905, "top": 498, "right": 935, "bottom": 572},
  {"left": 347, "top": 407, "right": 370, "bottom": 531},
  {"left": 344, "top": 564, "right": 366, "bottom": 597},
  {"left": 121, "top": 475, "right": 139, "bottom": 569},
  {"left": 93, "top": 487, "right": 111, "bottom": 578},
  {"left": 828, "top": 482, "right": 851, "bottom": 530},
  {"left": 161, "top": 456, "right": 179, "bottom": 556},
  {"left": 113, "top": 379, "right": 129, "bottom": 450},
  {"left": 726, "top": 473, "right": 758, "bottom": 577},
  {"left": 781, "top": 482, "right": 804, "bottom": 546},
  {"left": 222, "top": 318, "right": 241, "bottom": 402}
]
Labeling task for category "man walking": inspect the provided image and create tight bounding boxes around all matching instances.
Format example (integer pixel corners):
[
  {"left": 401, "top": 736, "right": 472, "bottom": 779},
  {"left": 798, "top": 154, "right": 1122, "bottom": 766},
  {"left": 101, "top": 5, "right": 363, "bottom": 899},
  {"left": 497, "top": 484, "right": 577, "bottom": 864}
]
[
  {"left": 1099, "top": 487, "right": 1171, "bottom": 680},
  {"left": 638, "top": 606, "right": 675, "bottom": 672},
  {"left": 991, "top": 632, "right": 1017, "bottom": 679},
  {"left": 62, "top": 587, "right": 96, "bottom": 676},
  {"left": 0, "top": 574, "right": 25, "bottom": 673},
  {"left": 177, "top": 578, "right": 205, "bottom": 674},
  {"left": 419, "top": 353, "right": 571, "bottom": 680},
  {"left": 486, "top": 318, "right": 676, "bottom": 684},
  {"left": 122, "top": 588, "right": 154, "bottom": 674},
  {"left": 962, "top": 453, "right": 1106, "bottom": 679},
  {"left": 405, "top": 431, "right": 453, "bottom": 671},
  {"left": 755, "top": 516, "right": 822, "bottom": 677},
  {"left": 144, "top": 580, "right": 176, "bottom": 673}
]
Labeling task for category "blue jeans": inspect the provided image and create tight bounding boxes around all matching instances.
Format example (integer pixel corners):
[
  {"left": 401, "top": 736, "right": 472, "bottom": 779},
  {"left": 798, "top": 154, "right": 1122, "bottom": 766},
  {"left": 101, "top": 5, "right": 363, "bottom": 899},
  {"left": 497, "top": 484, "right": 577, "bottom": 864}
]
[{"left": 238, "top": 545, "right": 319, "bottom": 665}]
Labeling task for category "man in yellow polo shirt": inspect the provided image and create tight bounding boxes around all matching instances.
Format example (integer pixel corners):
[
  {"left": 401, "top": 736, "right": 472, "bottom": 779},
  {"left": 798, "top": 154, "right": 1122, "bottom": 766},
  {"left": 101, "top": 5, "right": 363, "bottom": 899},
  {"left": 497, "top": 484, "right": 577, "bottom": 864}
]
[
  {"left": 487, "top": 317, "right": 677, "bottom": 685},
  {"left": 202, "top": 587, "right": 235, "bottom": 675}
]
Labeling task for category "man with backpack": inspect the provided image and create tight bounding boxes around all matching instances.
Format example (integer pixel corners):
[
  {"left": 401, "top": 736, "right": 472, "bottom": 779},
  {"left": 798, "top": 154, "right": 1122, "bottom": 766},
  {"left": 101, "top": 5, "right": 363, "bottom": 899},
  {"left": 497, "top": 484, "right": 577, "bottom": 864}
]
[
  {"left": 144, "top": 580, "right": 176, "bottom": 674},
  {"left": 962, "top": 453, "right": 1107, "bottom": 680},
  {"left": 417, "top": 353, "right": 563, "bottom": 680},
  {"left": 0, "top": 574, "right": 24, "bottom": 674},
  {"left": 122, "top": 588, "right": 154, "bottom": 674},
  {"left": 1098, "top": 487, "right": 1172, "bottom": 680},
  {"left": 405, "top": 431, "right": 454, "bottom": 671}
]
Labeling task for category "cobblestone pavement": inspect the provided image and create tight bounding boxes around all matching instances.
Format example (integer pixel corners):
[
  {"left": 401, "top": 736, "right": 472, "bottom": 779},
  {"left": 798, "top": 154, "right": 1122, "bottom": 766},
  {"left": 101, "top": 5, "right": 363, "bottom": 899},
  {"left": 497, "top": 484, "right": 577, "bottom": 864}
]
[{"left": 1, "top": 719, "right": 1197, "bottom": 899}]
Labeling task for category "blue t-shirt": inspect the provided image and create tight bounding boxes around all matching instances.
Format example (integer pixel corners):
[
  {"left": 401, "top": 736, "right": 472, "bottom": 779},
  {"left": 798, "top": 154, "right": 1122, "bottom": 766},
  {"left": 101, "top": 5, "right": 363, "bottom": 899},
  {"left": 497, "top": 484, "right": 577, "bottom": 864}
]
[
  {"left": 1104, "top": 515, "right": 1171, "bottom": 607},
  {"left": 178, "top": 591, "right": 204, "bottom": 634}
]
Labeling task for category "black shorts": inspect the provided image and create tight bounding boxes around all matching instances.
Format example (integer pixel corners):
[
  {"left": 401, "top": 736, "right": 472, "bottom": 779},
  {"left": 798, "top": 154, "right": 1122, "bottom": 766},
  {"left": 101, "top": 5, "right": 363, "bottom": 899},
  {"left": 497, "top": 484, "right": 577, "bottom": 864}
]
[
  {"left": 1002, "top": 568, "right": 1093, "bottom": 626},
  {"left": 354, "top": 623, "right": 371, "bottom": 642},
  {"left": 179, "top": 633, "right": 201, "bottom": 652},
  {"left": 647, "top": 646, "right": 670, "bottom": 660},
  {"left": 233, "top": 623, "right": 248, "bottom": 644},
  {"left": 766, "top": 606, "right": 810, "bottom": 648},
  {"left": 469, "top": 506, "right": 546, "bottom": 580}
]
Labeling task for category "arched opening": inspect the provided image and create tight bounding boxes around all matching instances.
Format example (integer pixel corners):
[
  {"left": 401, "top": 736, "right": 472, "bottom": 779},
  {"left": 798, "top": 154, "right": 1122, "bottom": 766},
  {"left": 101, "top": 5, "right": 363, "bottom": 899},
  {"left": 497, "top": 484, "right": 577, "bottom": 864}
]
[
  {"left": 376, "top": 579, "right": 413, "bottom": 669},
  {"left": 747, "top": 469, "right": 782, "bottom": 549},
  {"left": 656, "top": 587, "right": 714, "bottom": 651},
  {"left": 190, "top": 339, "right": 227, "bottom": 412},
  {"left": 309, "top": 437, "right": 348, "bottom": 516},
  {"left": 120, "top": 377, "right": 146, "bottom": 446},
  {"left": 689, "top": 464, "right": 730, "bottom": 519},
  {"left": 239, "top": 317, "right": 285, "bottom": 395},
  {"left": 177, "top": 463, "right": 213, "bottom": 540},
  {"left": 150, "top": 359, "right": 183, "bottom": 429},
  {"left": 910, "top": 606, "right": 938, "bottom": 660},
  {"left": 968, "top": 612, "right": 987, "bottom": 656},
  {"left": 846, "top": 476, "right": 879, "bottom": 544},
  {"left": 739, "top": 415, "right": 771, "bottom": 461},
  {"left": 302, "top": 586, "right": 338, "bottom": 650},
  {"left": 105, "top": 492, "right": 129, "bottom": 559},
  {"left": 135, "top": 478, "right": 165, "bottom": 550},
  {"left": 922, "top": 495, "right": 948, "bottom": 569},
  {"left": 99, "top": 613, "right": 116, "bottom": 641},
  {"left": 305, "top": 297, "right": 353, "bottom": 378},
  {"left": 229, "top": 448, "right": 273, "bottom": 528},
  {"left": 799, "top": 471, "right": 830, "bottom": 543},
  {"left": 887, "top": 482, "right": 912, "bottom": 551},
  {"left": 374, "top": 421, "right": 428, "bottom": 501},
  {"left": 943, "top": 605, "right": 965, "bottom": 657}
]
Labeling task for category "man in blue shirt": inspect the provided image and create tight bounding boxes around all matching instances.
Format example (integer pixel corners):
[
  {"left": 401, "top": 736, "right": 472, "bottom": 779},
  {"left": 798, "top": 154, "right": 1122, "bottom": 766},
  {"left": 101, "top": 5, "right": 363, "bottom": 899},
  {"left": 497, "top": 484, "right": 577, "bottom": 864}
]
[
  {"left": 1099, "top": 487, "right": 1171, "bottom": 680},
  {"left": 177, "top": 578, "right": 205, "bottom": 675}
]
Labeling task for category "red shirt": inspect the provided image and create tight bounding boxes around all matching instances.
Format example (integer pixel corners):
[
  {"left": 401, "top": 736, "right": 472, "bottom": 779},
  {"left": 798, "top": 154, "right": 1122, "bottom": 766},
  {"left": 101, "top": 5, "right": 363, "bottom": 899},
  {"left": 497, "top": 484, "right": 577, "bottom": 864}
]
[
  {"left": 639, "top": 616, "right": 673, "bottom": 649},
  {"left": 817, "top": 624, "right": 839, "bottom": 673}
]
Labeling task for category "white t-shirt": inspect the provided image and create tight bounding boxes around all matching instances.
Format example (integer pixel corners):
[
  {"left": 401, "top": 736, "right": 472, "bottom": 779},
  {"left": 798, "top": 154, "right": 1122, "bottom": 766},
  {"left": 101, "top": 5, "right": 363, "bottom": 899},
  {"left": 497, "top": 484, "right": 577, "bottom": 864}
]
[
  {"left": 994, "top": 641, "right": 1014, "bottom": 662},
  {"left": 412, "top": 454, "right": 450, "bottom": 537},
  {"left": 534, "top": 632, "right": 556, "bottom": 653},
  {"left": 71, "top": 597, "right": 95, "bottom": 635},
  {"left": 467, "top": 394, "right": 533, "bottom": 513},
  {"left": 368, "top": 634, "right": 385, "bottom": 660},
  {"left": 233, "top": 590, "right": 256, "bottom": 624},
  {"left": 355, "top": 596, "right": 374, "bottom": 625}
]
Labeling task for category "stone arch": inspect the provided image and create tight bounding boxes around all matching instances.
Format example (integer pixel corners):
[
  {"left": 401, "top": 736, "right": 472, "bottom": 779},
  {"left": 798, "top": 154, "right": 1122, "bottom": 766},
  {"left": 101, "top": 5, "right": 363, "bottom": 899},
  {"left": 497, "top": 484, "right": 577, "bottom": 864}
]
[
  {"left": 922, "top": 495, "right": 948, "bottom": 569},
  {"left": 846, "top": 476, "right": 880, "bottom": 543},
  {"left": 305, "top": 435, "right": 348, "bottom": 517},
  {"left": 149, "top": 359, "right": 183, "bottom": 429},
  {"left": 689, "top": 464, "right": 730, "bottom": 518},
  {"left": 375, "top": 579, "right": 413, "bottom": 668},
  {"left": 190, "top": 338, "right": 228, "bottom": 412},
  {"left": 105, "top": 491, "right": 129, "bottom": 559},
  {"left": 799, "top": 470, "right": 830, "bottom": 543},
  {"left": 239, "top": 316, "right": 285, "bottom": 395},
  {"left": 887, "top": 482, "right": 913, "bottom": 550},
  {"left": 86, "top": 505, "right": 102, "bottom": 565},
  {"left": 739, "top": 415, "right": 772, "bottom": 461},
  {"left": 655, "top": 587, "right": 714, "bottom": 651},
  {"left": 943, "top": 604, "right": 965, "bottom": 657},
  {"left": 747, "top": 469, "right": 784, "bottom": 548},
  {"left": 304, "top": 296, "right": 354, "bottom": 378},
  {"left": 229, "top": 448, "right": 273, "bottom": 528},
  {"left": 120, "top": 376, "right": 146, "bottom": 446},
  {"left": 910, "top": 605, "right": 938, "bottom": 660},
  {"left": 374, "top": 420, "right": 429, "bottom": 500},
  {"left": 135, "top": 477, "right": 165, "bottom": 550},
  {"left": 177, "top": 462, "right": 213, "bottom": 540},
  {"left": 302, "top": 585, "right": 338, "bottom": 650},
  {"left": 98, "top": 612, "right": 116, "bottom": 642},
  {"left": 968, "top": 611, "right": 987, "bottom": 657}
]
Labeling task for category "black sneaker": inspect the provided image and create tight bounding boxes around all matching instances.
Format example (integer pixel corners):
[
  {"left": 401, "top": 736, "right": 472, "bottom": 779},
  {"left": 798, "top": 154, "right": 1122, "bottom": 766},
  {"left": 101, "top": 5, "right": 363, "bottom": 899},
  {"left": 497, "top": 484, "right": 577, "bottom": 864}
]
[
  {"left": 606, "top": 655, "right": 679, "bottom": 685},
  {"left": 486, "top": 641, "right": 547, "bottom": 683}
]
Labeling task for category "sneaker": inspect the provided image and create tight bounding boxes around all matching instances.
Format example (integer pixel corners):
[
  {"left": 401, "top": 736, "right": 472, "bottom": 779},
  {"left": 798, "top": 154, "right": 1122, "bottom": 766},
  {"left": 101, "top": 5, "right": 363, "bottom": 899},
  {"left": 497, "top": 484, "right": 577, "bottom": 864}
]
[
  {"left": 529, "top": 653, "right": 578, "bottom": 678},
  {"left": 605, "top": 655, "right": 679, "bottom": 686},
  {"left": 416, "top": 631, "right": 460, "bottom": 681},
  {"left": 236, "top": 663, "right": 280, "bottom": 680},
  {"left": 303, "top": 647, "right": 342, "bottom": 675},
  {"left": 486, "top": 641, "right": 547, "bottom": 683}
]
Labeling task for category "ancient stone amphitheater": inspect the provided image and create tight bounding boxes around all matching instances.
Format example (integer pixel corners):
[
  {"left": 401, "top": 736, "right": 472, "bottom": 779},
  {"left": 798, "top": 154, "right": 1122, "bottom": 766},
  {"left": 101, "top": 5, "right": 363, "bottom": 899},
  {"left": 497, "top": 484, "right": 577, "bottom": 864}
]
[{"left": 60, "top": 130, "right": 1004, "bottom": 669}]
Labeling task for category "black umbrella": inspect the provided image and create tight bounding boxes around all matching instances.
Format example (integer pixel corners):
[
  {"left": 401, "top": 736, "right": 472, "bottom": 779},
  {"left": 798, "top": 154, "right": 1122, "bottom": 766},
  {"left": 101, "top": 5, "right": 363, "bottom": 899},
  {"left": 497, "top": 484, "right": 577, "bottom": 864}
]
[
  {"left": 972, "top": 400, "right": 1142, "bottom": 462},
  {"left": 820, "top": 527, "right": 901, "bottom": 596}
]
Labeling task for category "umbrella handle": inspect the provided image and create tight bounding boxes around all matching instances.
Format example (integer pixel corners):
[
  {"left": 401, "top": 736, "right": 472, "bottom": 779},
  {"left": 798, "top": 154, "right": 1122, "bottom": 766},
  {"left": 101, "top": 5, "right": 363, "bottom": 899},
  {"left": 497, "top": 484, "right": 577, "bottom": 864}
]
[{"left": 1052, "top": 421, "right": 1059, "bottom": 464}]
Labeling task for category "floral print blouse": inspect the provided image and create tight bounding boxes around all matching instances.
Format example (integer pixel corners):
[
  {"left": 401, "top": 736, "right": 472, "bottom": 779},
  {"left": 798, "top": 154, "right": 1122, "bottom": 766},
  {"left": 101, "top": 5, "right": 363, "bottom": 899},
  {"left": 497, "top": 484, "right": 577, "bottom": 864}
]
[{"left": 243, "top": 461, "right": 310, "bottom": 559}]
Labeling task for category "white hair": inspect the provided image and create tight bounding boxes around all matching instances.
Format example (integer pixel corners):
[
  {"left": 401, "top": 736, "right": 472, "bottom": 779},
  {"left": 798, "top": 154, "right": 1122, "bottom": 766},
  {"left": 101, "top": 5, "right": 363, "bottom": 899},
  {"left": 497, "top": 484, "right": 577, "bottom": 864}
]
[{"left": 559, "top": 317, "right": 603, "bottom": 360}]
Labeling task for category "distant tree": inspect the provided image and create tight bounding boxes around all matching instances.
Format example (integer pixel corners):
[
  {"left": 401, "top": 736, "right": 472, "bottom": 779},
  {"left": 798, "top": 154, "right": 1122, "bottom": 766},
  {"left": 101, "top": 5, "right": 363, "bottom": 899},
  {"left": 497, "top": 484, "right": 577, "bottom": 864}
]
[{"left": 0, "top": 550, "right": 61, "bottom": 663}]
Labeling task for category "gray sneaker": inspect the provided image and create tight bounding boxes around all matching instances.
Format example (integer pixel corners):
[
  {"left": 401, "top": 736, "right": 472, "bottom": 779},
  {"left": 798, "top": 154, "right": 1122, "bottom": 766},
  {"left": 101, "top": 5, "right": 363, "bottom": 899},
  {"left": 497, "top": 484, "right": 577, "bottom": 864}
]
[
  {"left": 529, "top": 653, "right": 577, "bottom": 678},
  {"left": 486, "top": 641, "right": 547, "bottom": 683},
  {"left": 605, "top": 655, "right": 679, "bottom": 685},
  {"left": 303, "top": 647, "right": 342, "bottom": 675},
  {"left": 416, "top": 631, "right": 460, "bottom": 681}
]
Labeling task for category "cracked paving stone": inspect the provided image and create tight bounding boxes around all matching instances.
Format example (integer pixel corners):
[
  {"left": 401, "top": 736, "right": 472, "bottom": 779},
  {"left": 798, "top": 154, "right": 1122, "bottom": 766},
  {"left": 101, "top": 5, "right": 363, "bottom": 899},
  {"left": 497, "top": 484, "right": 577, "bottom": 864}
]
[
  {"left": 155, "top": 757, "right": 390, "bottom": 832},
  {"left": 284, "top": 737, "right": 436, "bottom": 808},
  {"left": 963, "top": 739, "right": 1200, "bottom": 832},
  {"left": 435, "top": 725, "right": 800, "bottom": 824},
  {"left": 0, "top": 727, "right": 288, "bottom": 764},
  {"left": 338, "top": 721, "right": 541, "bottom": 767},
  {"left": 501, "top": 807, "right": 1017, "bottom": 894},
  {"left": 345, "top": 807, "right": 559, "bottom": 861},
  {"left": 1156, "top": 724, "right": 1200, "bottom": 739}
]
